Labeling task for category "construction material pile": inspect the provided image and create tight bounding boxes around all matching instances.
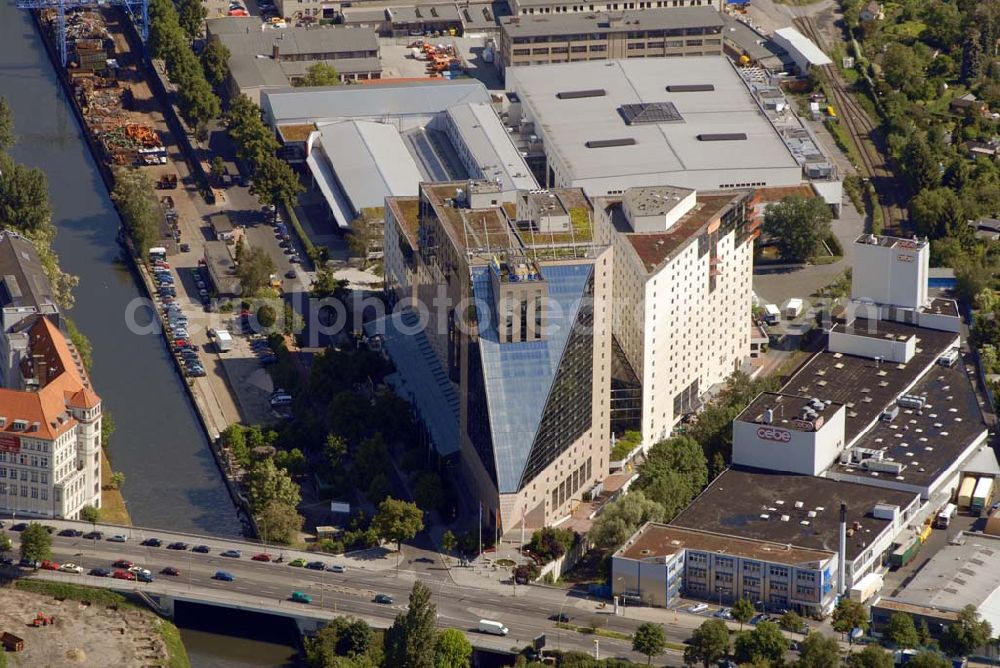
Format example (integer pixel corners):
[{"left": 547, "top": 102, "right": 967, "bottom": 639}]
[{"left": 97, "top": 123, "right": 166, "bottom": 165}]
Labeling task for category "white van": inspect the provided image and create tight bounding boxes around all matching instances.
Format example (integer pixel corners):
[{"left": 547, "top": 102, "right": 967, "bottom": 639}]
[
  {"left": 763, "top": 304, "right": 780, "bottom": 325},
  {"left": 477, "top": 619, "right": 509, "bottom": 636}
]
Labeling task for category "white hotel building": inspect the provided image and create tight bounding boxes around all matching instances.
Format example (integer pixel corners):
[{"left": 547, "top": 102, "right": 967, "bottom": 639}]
[{"left": 595, "top": 185, "right": 757, "bottom": 443}]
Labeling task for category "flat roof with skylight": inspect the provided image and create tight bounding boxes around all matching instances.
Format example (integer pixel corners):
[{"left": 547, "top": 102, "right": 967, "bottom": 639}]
[
  {"left": 738, "top": 392, "right": 843, "bottom": 433},
  {"left": 506, "top": 58, "right": 803, "bottom": 194}
]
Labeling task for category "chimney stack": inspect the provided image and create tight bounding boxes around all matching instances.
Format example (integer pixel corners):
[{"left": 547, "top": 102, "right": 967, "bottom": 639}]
[{"left": 838, "top": 503, "right": 848, "bottom": 597}]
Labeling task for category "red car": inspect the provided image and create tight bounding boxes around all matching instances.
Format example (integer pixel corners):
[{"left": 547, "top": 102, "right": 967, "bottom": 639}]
[
  {"left": 251, "top": 553, "right": 272, "bottom": 562},
  {"left": 39, "top": 560, "right": 60, "bottom": 571},
  {"left": 112, "top": 559, "right": 133, "bottom": 569},
  {"left": 161, "top": 567, "right": 181, "bottom": 576},
  {"left": 113, "top": 569, "right": 136, "bottom": 581}
]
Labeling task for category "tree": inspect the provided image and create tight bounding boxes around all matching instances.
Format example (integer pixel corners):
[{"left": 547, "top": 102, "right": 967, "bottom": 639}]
[
  {"left": 907, "top": 653, "right": 952, "bottom": 668},
  {"left": 177, "top": 0, "right": 207, "bottom": 40},
  {"left": 734, "top": 621, "right": 788, "bottom": 665},
  {"left": 779, "top": 610, "right": 805, "bottom": 635},
  {"left": 250, "top": 155, "right": 303, "bottom": 207},
  {"left": 20, "top": 523, "right": 52, "bottom": 564},
  {"left": 731, "top": 598, "right": 756, "bottom": 631},
  {"left": 527, "top": 527, "right": 575, "bottom": 563},
  {"left": 274, "top": 447, "right": 306, "bottom": 477},
  {"left": 797, "top": 632, "right": 841, "bottom": 668},
  {"left": 306, "top": 616, "right": 377, "bottom": 667},
  {"left": 635, "top": 435, "right": 708, "bottom": 519},
  {"left": 832, "top": 598, "right": 869, "bottom": 641},
  {"left": 763, "top": 195, "right": 833, "bottom": 263},
  {"left": 223, "top": 424, "right": 251, "bottom": 468},
  {"left": 109, "top": 471, "right": 126, "bottom": 489},
  {"left": 211, "top": 156, "right": 227, "bottom": 181},
  {"left": 201, "top": 39, "right": 230, "bottom": 87},
  {"left": 435, "top": 628, "right": 472, "bottom": 668},
  {"left": 257, "top": 303, "right": 278, "bottom": 329},
  {"left": 80, "top": 505, "right": 101, "bottom": 523},
  {"left": 0, "top": 97, "right": 14, "bottom": 151},
  {"left": 940, "top": 605, "right": 992, "bottom": 657},
  {"left": 684, "top": 619, "right": 730, "bottom": 668},
  {"left": 901, "top": 134, "right": 940, "bottom": 192},
  {"left": 236, "top": 246, "right": 276, "bottom": 297},
  {"left": 588, "top": 490, "right": 665, "bottom": 549},
  {"left": 633, "top": 622, "right": 666, "bottom": 665},
  {"left": 347, "top": 209, "right": 384, "bottom": 266},
  {"left": 0, "top": 156, "right": 53, "bottom": 235},
  {"left": 295, "top": 62, "right": 341, "bottom": 87},
  {"left": 384, "top": 581, "right": 437, "bottom": 668},
  {"left": 910, "top": 188, "right": 965, "bottom": 239},
  {"left": 111, "top": 167, "right": 158, "bottom": 254},
  {"left": 0, "top": 530, "right": 12, "bottom": 556},
  {"left": 881, "top": 43, "right": 925, "bottom": 97},
  {"left": 246, "top": 457, "right": 301, "bottom": 513},
  {"left": 257, "top": 499, "right": 304, "bottom": 544},
  {"left": 887, "top": 613, "right": 920, "bottom": 649},
  {"left": 441, "top": 530, "right": 457, "bottom": 555},
  {"left": 847, "top": 644, "right": 895, "bottom": 668},
  {"left": 372, "top": 497, "right": 424, "bottom": 553}
]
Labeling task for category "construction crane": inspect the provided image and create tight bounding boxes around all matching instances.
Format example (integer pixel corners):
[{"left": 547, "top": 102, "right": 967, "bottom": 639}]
[{"left": 16, "top": 0, "right": 149, "bottom": 68}]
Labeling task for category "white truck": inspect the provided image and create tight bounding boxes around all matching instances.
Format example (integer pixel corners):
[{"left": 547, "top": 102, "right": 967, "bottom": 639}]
[
  {"left": 212, "top": 328, "right": 233, "bottom": 353},
  {"left": 477, "top": 619, "right": 509, "bottom": 636},
  {"left": 935, "top": 503, "right": 957, "bottom": 528},
  {"left": 764, "top": 304, "right": 781, "bottom": 325},
  {"left": 785, "top": 298, "right": 804, "bottom": 319}
]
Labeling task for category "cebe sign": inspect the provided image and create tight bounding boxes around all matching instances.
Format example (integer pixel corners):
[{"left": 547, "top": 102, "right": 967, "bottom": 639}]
[{"left": 756, "top": 426, "right": 791, "bottom": 443}]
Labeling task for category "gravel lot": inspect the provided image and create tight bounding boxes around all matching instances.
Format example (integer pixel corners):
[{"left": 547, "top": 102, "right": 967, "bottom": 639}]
[{"left": 0, "top": 585, "right": 171, "bottom": 667}]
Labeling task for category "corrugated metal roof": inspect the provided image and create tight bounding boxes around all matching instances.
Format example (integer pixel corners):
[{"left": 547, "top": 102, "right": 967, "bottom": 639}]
[
  {"left": 310, "top": 121, "right": 423, "bottom": 218},
  {"left": 774, "top": 27, "right": 832, "bottom": 66},
  {"left": 445, "top": 102, "right": 538, "bottom": 191}
]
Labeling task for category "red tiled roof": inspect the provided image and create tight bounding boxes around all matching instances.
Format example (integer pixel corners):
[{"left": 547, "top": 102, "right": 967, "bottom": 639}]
[{"left": 0, "top": 316, "right": 99, "bottom": 440}]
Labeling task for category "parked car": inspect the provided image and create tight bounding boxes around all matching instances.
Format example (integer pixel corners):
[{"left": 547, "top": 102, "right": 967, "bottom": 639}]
[
  {"left": 374, "top": 594, "right": 394, "bottom": 604},
  {"left": 113, "top": 569, "right": 136, "bottom": 581},
  {"left": 59, "top": 563, "right": 84, "bottom": 574},
  {"left": 108, "top": 534, "right": 128, "bottom": 543},
  {"left": 214, "top": 571, "right": 235, "bottom": 581},
  {"left": 251, "top": 553, "right": 272, "bottom": 562},
  {"left": 83, "top": 531, "right": 103, "bottom": 540},
  {"left": 59, "top": 529, "right": 83, "bottom": 537},
  {"left": 306, "top": 561, "right": 326, "bottom": 571},
  {"left": 161, "top": 567, "right": 181, "bottom": 576},
  {"left": 9, "top": 523, "right": 27, "bottom": 531},
  {"left": 90, "top": 567, "right": 111, "bottom": 577},
  {"left": 688, "top": 603, "right": 709, "bottom": 613},
  {"left": 221, "top": 550, "right": 241, "bottom": 558},
  {"left": 167, "top": 542, "right": 189, "bottom": 550},
  {"left": 327, "top": 564, "right": 346, "bottom": 573},
  {"left": 285, "top": 270, "right": 297, "bottom": 279},
  {"left": 288, "top": 558, "right": 307, "bottom": 568},
  {"left": 192, "top": 545, "right": 210, "bottom": 554},
  {"left": 39, "top": 560, "right": 60, "bottom": 571},
  {"left": 112, "top": 559, "right": 134, "bottom": 569}
]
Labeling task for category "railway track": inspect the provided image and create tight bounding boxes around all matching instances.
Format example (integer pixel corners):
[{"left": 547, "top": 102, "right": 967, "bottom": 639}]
[{"left": 793, "top": 16, "right": 902, "bottom": 231}]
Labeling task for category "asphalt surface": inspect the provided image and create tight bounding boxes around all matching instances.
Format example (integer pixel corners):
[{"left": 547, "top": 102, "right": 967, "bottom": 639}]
[{"left": 0, "top": 518, "right": 687, "bottom": 664}]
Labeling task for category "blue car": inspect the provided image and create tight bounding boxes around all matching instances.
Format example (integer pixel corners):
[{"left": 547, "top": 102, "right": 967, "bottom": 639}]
[{"left": 214, "top": 571, "right": 235, "bottom": 581}]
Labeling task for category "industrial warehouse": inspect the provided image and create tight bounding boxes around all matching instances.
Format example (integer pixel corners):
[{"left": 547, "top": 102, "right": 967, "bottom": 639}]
[{"left": 612, "top": 233, "right": 997, "bottom": 613}]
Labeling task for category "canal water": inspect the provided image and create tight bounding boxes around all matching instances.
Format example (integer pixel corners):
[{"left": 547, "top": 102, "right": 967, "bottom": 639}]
[{"left": 0, "top": 5, "right": 296, "bottom": 665}]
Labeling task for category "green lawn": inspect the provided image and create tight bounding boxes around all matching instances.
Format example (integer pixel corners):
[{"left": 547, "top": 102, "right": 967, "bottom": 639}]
[
  {"left": 886, "top": 20, "right": 926, "bottom": 38},
  {"left": 156, "top": 619, "right": 192, "bottom": 668}
]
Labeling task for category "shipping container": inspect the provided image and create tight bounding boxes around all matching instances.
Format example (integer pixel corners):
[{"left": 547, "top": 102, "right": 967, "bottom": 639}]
[
  {"left": 889, "top": 537, "right": 920, "bottom": 568},
  {"left": 958, "top": 476, "right": 977, "bottom": 508},
  {"left": 971, "top": 477, "right": 995, "bottom": 515},
  {"left": 849, "top": 572, "right": 883, "bottom": 603}
]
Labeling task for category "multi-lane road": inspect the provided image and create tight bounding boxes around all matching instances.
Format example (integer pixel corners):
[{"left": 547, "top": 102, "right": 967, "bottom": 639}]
[{"left": 1, "top": 518, "right": 693, "bottom": 664}]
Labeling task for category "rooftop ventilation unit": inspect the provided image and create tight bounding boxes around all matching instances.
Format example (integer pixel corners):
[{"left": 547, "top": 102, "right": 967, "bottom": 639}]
[
  {"left": 557, "top": 89, "right": 606, "bottom": 100},
  {"left": 697, "top": 133, "right": 748, "bottom": 141},
  {"left": 897, "top": 395, "right": 926, "bottom": 409},
  {"left": 586, "top": 138, "right": 636, "bottom": 149},
  {"left": 666, "top": 84, "right": 715, "bottom": 92}
]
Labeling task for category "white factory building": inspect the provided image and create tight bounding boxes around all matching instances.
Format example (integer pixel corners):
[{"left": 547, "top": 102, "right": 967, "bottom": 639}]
[
  {"left": 595, "top": 186, "right": 758, "bottom": 444},
  {"left": 503, "top": 58, "right": 812, "bottom": 197},
  {"left": 261, "top": 80, "right": 537, "bottom": 230}
]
